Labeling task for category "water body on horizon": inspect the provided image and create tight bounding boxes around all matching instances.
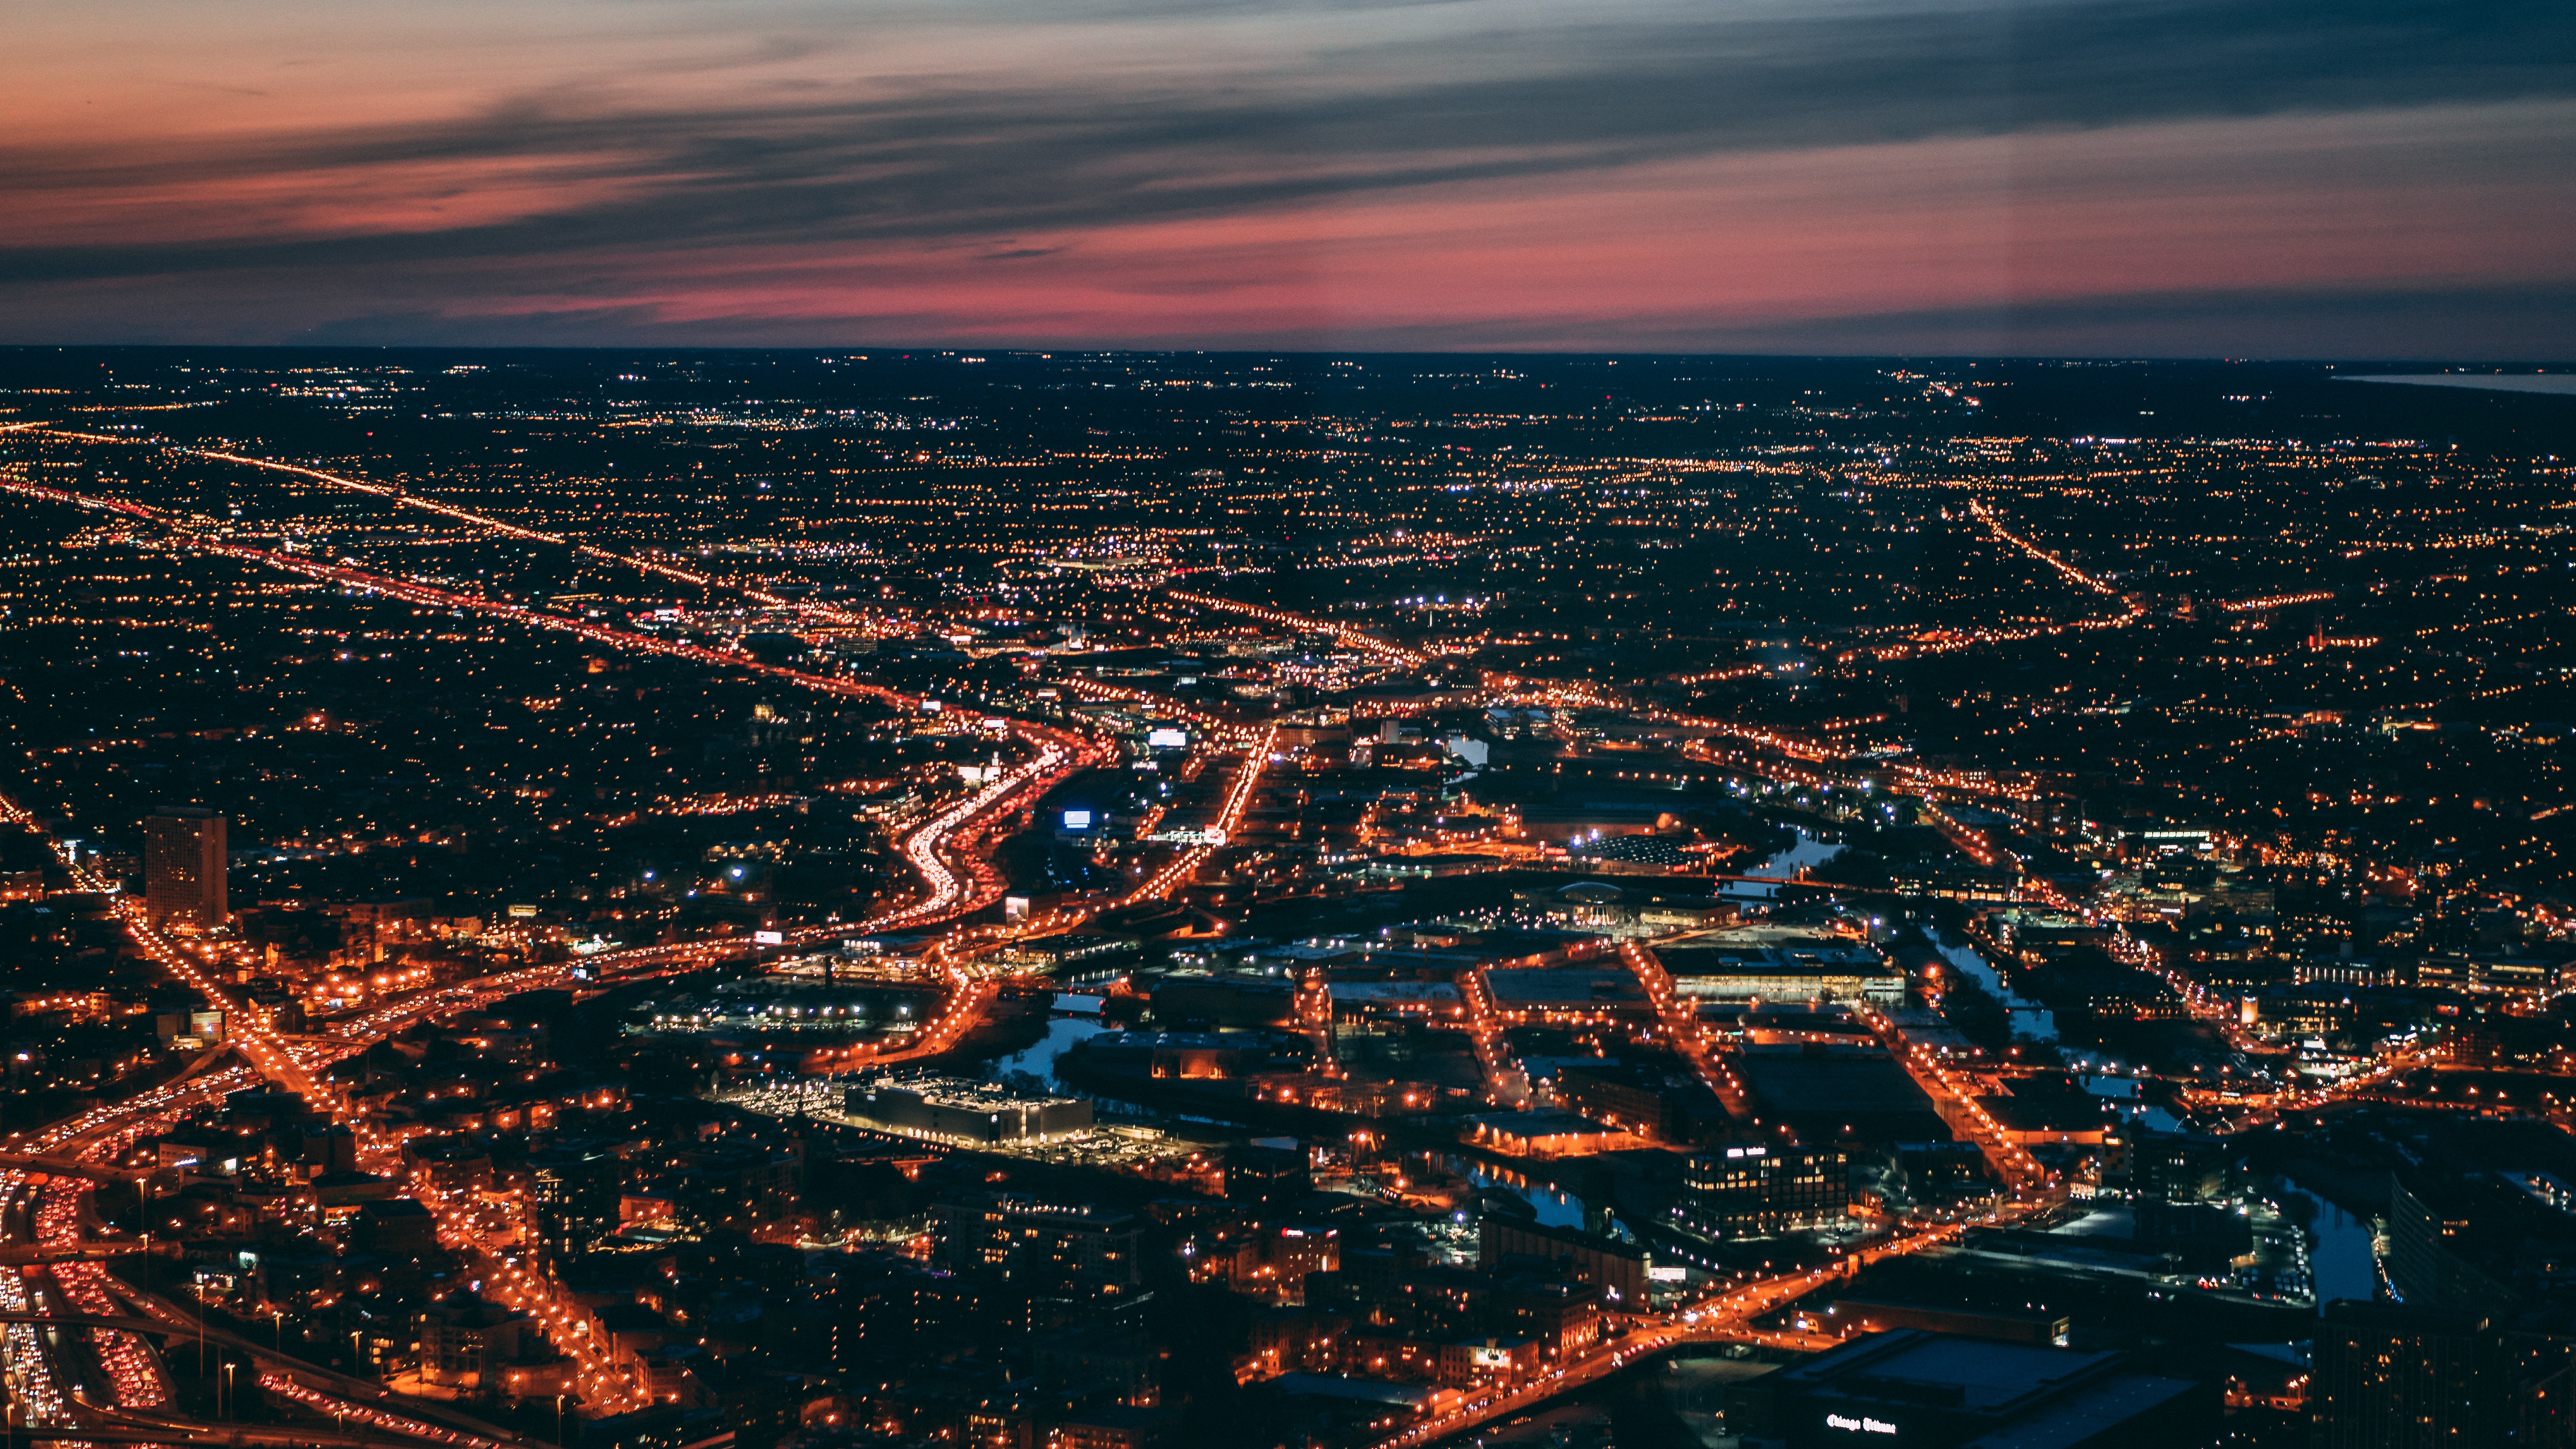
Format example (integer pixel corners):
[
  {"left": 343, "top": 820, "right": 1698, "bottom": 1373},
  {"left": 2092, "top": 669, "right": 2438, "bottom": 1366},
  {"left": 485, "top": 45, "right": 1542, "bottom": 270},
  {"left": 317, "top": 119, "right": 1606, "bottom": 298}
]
[{"left": 2339, "top": 374, "right": 2576, "bottom": 396}]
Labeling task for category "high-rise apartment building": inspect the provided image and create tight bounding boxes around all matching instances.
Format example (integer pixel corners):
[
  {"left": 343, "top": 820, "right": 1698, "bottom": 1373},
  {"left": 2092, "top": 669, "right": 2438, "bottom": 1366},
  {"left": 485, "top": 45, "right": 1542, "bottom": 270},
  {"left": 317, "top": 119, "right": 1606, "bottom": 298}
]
[
  {"left": 2308, "top": 1299, "right": 2496, "bottom": 1449},
  {"left": 933, "top": 1193, "right": 1142, "bottom": 1301},
  {"left": 144, "top": 806, "right": 226, "bottom": 927},
  {"left": 1671, "top": 1143, "right": 1848, "bottom": 1240}
]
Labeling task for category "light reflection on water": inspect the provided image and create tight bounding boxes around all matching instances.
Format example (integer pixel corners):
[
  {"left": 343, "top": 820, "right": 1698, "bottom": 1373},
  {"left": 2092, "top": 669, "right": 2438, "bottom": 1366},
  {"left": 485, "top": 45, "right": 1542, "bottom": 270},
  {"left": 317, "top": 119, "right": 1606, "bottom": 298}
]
[
  {"left": 1747, "top": 831, "right": 1845, "bottom": 879},
  {"left": 1447, "top": 1158, "right": 1594, "bottom": 1231},
  {"left": 1937, "top": 938, "right": 2060, "bottom": 1043},
  {"left": 2280, "top": 1185, "right": 2379, "bottom": 1306},
  {"left": 1723, "top": 831, "right": 1846, "bottom": 900},
  {"left": 980, "top": 1011, "right": 1112, "bottom": 1091},
  {"left": 2077, "top": 1076, "right": 2182, "bottom": 1132}
]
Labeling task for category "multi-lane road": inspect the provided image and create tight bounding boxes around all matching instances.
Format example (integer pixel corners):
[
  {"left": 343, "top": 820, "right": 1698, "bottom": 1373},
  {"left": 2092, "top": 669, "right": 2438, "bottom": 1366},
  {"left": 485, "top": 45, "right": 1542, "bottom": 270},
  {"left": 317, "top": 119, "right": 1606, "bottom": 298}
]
[{"left": 0, "top": 699, "right": 1084, "bottom": 1441}]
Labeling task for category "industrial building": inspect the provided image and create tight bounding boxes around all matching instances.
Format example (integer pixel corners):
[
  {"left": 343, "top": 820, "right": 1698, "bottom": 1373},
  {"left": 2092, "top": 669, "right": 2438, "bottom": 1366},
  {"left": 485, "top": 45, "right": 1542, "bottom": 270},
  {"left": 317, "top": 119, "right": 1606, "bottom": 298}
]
[
  {"left": 1651, "top": 939, "right": 1904, "bottom": 1006},
  {"left": 1817, "top": 1299, "right": 2069, "bottom": 1347},
  {"left": 1460, "top": 1111, "right": 1639, "bottom": 1158},
  {"left": 844, "top": 1074, "right": 1094, "bottom": 1144},
  {"left": 1477, "top": 1218, "right": 1652, "bottom": 1307},
  {"left": 1731, "top": 1331, "right": 2214, "bottom": 1449}
]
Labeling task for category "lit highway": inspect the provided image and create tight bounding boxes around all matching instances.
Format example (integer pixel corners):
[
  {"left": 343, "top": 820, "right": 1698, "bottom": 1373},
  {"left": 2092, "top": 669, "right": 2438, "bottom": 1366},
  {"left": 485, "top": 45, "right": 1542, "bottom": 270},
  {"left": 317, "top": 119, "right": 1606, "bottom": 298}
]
[
  {"left": 0, "top": 664, "right": 1091, "bottom": 1425},
  {"left": 0, "top": 494, "right": 1098, "bottom": 1439},
  {"left": 1369, "top": 1216, "right": 1984, "bottom": 1449},
  {"left": 1122, "top": 728, "right": 1275, "bottom": 904},
  {"left": 1163, "top": 590, "right": 1428, "bottom": 670}
]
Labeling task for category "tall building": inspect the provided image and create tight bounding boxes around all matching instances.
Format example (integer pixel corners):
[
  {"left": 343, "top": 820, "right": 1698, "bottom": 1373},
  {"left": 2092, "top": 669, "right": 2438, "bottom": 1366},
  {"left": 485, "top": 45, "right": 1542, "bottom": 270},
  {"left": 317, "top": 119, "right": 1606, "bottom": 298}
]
[
  {"left": 2386, "top": 1173, "right": 2521, "bottom": 1316},
  {"left": 144, "top": 806, "right": 226, "bottom": 928},
  {"left": 934, "top": 1193, "right": 1142, "bottom": 1301},
  {"left": 416, "top": 1294, "right": 529, "bottom": 1391},
  {"left": 2307, "top": 1300, "right": 2496, "bottom": 1449},
  {"left": 1671, "top": 1143, "right": 1847, "bottom": 1239},
  {"left": 529, "top": 1146, "right": 623, "bottom": 1269},
  {"left": 2126, "top": 1128, "right": 2232, "bottom": 1202}
]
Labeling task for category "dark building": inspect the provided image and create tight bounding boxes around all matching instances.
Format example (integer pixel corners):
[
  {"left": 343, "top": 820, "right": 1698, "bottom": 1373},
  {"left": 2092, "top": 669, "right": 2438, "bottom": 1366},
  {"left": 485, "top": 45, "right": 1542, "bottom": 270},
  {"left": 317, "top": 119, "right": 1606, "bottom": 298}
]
[
  {"left": 1486, "top": 1274, "right": 1604, "bottom": 1362},
  {"left": 1225, "top": 1145, "right": 1311, "bottom": 1204},
  {"left": 1150, "top": 973, "right": 1295, "bottom": 1029},
  {"left": 1076, "top": 1031, "right": 1277, "bottom": 1081},
  {"left": 2308, "top": 1300, "right": 2502, "bottom": 1449},
  {"left": 1476, "top": 1218, "right": 1650, "bottom": 1308},
  {"left": 144, "top": 806, "right": 226, "bottom": 928},
  {"left": 1671, "top": 1144, "right": 1847, "bottom": 1239},
  {"left": 2385, "top": 1173, "right": 2520, "bottom": 1316},
  {"left": 2125, "top": 1129, "right": 2232, "bottom": 1203},
  {"left": 669, "top": 1144, "right": 803, "bottom": 1234},
  {"left": 1819, "top": 1299, "right": 2068, "bottom": 1347},
  {"left": 816, "top": 1255, "right": 970, "bottom": 1370},
  {"left": 1896, "top": 1140, "right": 1992, "bottom": 1201},
  {"left": 2131, "top": 1199, "right": 2255, "bottom": 1274},
  {"left": 1554, "top": 1059, "right": 1724, "bottom": 1143},
  {"left": 298, "top": 1124, "right": 358, "bottom": 1176},
  {"left": 531, "top": 1146, "right": 623, "bottom": 1267},
  {"left": 416, "top": 1292, "right": 529, "bottom": 1390},
  {"left": 2037, "top": 962, "right": 2187, "bottom": 1025},
  {"left": 1053, "top": 1405, "right": 1179, "bottom": 1449},
  {"left": 934, "top": 1194, "right": 1143, "bottom": 1303},
  {"left": 1734, "top": 1330, "right": 2212, "bottom": 1449},
  {"left": 1033, "top": 1326, "right": 1167, "bottom": 1407},
  {"left": 1734, "top": 1044, "right": 1948, "bottom": 1146},
  {"left": 1301, "top": 1250, "right": 1603, "bottom": 1364},
  {"left": 353, "top": 1197, "right": 439, "bottom": 1256}
]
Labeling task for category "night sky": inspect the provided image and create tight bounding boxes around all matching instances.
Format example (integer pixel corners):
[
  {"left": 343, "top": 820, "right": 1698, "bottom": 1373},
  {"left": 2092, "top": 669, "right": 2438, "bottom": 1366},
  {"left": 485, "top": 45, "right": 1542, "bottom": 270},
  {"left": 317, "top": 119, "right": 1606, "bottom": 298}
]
[{"left": 8, "top": 0, "right": 2573, "bottom": 355}]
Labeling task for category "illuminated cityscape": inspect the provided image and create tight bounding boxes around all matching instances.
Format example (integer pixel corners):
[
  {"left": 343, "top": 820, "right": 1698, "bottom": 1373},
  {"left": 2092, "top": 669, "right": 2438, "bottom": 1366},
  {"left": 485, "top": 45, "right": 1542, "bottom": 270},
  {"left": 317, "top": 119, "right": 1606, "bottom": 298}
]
[{"left": 0, "top": 349, "right": 2572, "bottom": 1449}]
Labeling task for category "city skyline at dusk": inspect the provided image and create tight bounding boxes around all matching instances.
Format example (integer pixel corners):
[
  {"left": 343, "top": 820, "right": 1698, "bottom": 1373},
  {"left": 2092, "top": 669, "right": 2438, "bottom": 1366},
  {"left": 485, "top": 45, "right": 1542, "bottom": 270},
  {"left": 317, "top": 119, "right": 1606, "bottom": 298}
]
[
  {"left": 4, "top": 6, "right": 2576, "bottom": 1449},
  {"left": 8, "top": 0, "right": 2574, "bottom": 353}
]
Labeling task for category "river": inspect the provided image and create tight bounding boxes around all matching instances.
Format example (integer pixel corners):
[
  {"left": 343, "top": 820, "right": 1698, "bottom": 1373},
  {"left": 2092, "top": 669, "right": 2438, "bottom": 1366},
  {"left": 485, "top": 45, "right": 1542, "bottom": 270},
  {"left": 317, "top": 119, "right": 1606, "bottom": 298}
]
[
  {"left": 981, "top": 1012, "right": 1114, "bottom": 1092},
  {"left": 1443, "top": 1157, "right": 1596, "bottom": 1231},
  {"left": 2077, "top": 1075, "right": 2182, "bottom": 1132},
  {"left": 2279, "top": 1185, "right": 2379, "bottom": 1307},
  {"left": 1724, "top": 830, "right": 1846, "bottom": 900},
  {"left": 1936, "top": 938, "right": 2060, "bottom": 1043}
]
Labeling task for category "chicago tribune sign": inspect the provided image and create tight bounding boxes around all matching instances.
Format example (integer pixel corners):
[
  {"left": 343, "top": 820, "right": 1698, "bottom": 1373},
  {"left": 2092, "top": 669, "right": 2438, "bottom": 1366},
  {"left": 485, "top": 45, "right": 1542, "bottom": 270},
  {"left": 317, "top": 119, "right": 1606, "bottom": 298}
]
[{"left": 1826, "top": 1413, "right": 1898, "bottom": 1435}]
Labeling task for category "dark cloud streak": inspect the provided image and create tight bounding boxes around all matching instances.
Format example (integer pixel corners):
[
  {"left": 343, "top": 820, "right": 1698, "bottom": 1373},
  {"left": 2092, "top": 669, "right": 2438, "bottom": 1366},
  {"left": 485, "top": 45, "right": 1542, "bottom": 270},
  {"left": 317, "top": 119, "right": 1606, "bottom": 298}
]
[
  {"left": 215, "top": 279, "right": 2576, "bottom": 359},
  {"left": 2, "top": 0, "right": 2567, "bottom": 285}
]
